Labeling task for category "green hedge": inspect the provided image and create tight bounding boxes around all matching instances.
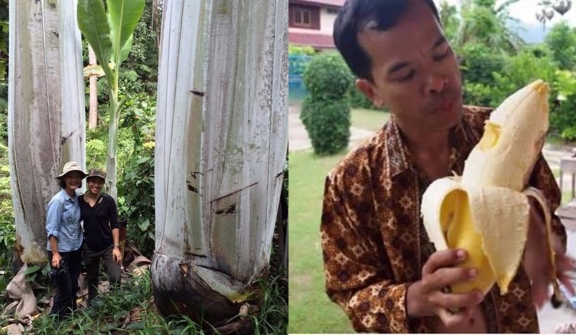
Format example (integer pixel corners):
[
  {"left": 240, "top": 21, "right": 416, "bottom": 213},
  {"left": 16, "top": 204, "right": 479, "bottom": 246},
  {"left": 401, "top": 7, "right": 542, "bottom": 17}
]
[
  {"left": 302, "top": 52, "right": 353, "bottom": 100},
  {"left": 301, "top": 97, "right": 350, "bottom": 156},
  {"left": 300, "top": 52, "right": 353, "bottom": 155}
]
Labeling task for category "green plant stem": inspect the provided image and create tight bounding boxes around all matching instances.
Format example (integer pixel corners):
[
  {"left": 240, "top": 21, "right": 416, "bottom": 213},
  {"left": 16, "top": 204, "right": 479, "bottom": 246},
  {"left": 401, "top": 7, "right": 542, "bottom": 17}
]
[{"left": 107, "top": 85, "right": 118, "bottom": 200}]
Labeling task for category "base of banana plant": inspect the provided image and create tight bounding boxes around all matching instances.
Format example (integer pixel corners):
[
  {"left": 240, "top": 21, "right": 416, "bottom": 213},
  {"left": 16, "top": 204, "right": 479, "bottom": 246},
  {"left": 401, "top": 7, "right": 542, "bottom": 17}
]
[{"left": 151, "top": 252, "right": 262, "bottom": 334}]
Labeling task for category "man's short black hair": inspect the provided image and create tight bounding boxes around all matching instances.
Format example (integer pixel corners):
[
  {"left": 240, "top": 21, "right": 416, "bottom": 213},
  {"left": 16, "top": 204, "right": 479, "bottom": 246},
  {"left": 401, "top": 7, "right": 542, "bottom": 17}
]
[{"left": 333, "top": 0, "right": 440, "bottom": 82}]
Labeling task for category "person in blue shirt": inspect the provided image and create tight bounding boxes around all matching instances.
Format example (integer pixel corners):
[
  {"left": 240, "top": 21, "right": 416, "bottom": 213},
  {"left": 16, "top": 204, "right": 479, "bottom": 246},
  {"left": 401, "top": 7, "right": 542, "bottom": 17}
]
[{"left": 45, "top": 161, "right": 87, "bottom": 317}]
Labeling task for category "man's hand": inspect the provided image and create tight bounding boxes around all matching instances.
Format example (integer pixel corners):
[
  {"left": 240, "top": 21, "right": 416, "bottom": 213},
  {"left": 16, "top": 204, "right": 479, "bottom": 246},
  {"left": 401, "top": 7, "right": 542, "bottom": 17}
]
[
  {"left": 407, "top": 249, "right": 484, "bottom": 328},
  {"left": 524, "top": 200, "right": 576, "bottom": 308}
]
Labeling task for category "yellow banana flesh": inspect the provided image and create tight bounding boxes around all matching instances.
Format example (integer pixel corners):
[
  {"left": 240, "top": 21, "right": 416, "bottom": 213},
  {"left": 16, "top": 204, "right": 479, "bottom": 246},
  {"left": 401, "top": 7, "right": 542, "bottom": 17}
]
[
  {"left": 421, "top": 80, "right": 557, "bottom": 296},
  {"left": 439, "top": 184, "right": 496, "bottom": 295}
]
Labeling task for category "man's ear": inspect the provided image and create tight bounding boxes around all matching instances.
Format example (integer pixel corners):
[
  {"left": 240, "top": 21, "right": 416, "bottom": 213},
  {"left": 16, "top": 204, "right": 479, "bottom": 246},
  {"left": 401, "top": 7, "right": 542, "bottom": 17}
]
[{"left": 356, "top": 79, "right": 384, "bottom": 108}]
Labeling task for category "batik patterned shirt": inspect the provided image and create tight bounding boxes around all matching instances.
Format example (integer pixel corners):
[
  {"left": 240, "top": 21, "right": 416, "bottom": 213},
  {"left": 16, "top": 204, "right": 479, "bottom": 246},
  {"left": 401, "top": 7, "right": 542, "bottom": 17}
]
[{"left": 320, "top": 106, "right": 567, "bottom": 333}]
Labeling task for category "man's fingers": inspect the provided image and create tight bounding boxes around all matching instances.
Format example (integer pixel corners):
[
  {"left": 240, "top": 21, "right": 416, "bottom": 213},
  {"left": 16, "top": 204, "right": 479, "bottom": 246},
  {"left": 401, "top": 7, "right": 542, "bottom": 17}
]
[
  {"left": 52, "top": 255, "right": 61, "bottom": 268},
  {"left": 437, "top": 307, "right": 473, "bottom": 328},
  {"left": 423, "top": 267, "right": 476, "bottom": 292},
  {"left": 423, "top": 249, "right": 466, "bottom": 276},
  {"left": 554, "top": 253, "right": 576, "bottom": 295},
  {"left": 556, "top": 254, "right": 576, "bottom": 273},
  {"left": 428, "top": 290, "right": 483, "bottom": 311},
  {"left": 558, "top": 273, "right": 576, "bottom": 296},
  {"left": 532, "top": 277, "right": 548, "bottom": 309},
  {"left": 551, "top": 230, "right": 567, "bottom": 255}
]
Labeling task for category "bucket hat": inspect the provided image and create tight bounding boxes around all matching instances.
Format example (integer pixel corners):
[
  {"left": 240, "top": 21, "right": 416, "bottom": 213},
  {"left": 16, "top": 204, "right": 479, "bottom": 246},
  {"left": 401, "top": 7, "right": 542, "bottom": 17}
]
[{"left": 57, "top": 161, "right": 88, "bottom": 179}]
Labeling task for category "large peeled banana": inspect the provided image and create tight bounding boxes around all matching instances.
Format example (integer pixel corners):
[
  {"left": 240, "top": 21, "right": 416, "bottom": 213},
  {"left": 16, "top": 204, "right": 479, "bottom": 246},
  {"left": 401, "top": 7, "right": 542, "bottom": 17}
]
[{"left": 421, "top": 80, "right": 559, "bottom": 297}]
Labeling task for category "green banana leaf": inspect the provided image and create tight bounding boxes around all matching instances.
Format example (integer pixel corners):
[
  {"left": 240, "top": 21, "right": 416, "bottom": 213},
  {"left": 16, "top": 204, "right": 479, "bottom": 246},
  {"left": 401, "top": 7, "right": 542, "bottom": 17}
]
[
  {"left": 77, "top": 0, "right": 112, "bottom": 69},
  {"left": 119, "top": 33, "right": 134, "bottom": 64},
  {"left": 106, "top": 0, "right": 145, "bottom": 65}
]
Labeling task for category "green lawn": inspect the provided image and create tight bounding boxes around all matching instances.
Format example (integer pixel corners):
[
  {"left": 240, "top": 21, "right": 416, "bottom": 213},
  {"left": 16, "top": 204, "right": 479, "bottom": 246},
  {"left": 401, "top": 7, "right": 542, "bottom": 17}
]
[
  {"left": 350, "top": 108, "right": 390, "bottom": 132},
  {"left": 288, "top": 150, "right": 354, "bottom": 334},
  {"left": 562, "top": 191, "right": 573, "bottom": 206}
]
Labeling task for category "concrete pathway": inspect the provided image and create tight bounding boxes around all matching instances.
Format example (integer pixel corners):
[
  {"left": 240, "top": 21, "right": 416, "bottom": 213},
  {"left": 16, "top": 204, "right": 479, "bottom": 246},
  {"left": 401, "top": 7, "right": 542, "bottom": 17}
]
[{"left": 288, "top": 104, "right": 576, "bottom": 333}]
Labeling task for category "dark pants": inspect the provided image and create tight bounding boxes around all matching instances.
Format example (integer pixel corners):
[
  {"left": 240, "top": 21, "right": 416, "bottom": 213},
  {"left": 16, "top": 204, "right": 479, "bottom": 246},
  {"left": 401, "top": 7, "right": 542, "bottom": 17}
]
[
  {"left": 48, "top": 249, "right": 82, "bottom": 317},
  {"left": 83, "top": 243, "right": 121, "bottom": 304}
]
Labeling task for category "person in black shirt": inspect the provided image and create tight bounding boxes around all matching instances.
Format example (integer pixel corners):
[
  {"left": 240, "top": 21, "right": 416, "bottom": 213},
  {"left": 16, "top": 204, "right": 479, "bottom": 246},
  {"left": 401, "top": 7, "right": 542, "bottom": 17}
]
[{"left": 79, "top": 168, "right": 122, "bottom": 305}]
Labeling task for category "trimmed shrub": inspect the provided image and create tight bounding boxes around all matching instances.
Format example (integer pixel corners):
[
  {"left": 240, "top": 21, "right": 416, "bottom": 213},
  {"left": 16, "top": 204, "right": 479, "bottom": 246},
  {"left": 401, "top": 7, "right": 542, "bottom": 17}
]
[
  {"left": 302, "top": 52, "right": 353, "bottom": 101},
  {"left": 301, "top": 97, "right": 350, "bottom": 156},
  {"left": 300, "top": 52, "right": 353, "bottom": 155}
]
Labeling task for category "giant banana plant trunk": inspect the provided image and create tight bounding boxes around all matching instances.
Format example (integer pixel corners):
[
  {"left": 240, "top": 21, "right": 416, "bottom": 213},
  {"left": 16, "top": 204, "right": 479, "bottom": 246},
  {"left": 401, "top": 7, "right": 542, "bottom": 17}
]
[
  {"left": 152, "top": 0, "right": 287, "bottom": 331},
  {"left": 8, "top": 0, "right": 85, "bottom": 264}
]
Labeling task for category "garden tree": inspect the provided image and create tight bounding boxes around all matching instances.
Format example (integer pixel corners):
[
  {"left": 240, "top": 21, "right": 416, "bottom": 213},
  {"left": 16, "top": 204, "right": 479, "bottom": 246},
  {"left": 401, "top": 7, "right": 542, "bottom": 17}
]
[
  {"left": 453, "top": 0, "right": 523, "bottom": 55},
  {"left": 488, "top": 48, "right": 557, "bottom": 106},
  {"left": 438, "top": 0, "right": 459, "bottom": 42},
  {"left": 152, "top": 0, "right": 287, "bottom": 333},
  {"left": 8, "top": 0, "right": 85, "bottom": 264},
  {"left": 76, "top": 0, "right": 146, "bottom": 200},
  {"left": 459, "top": 43, "right": 508, "bottom": 106},
  {"left": 547, "top": 70, "right": 576, "bottom": 139},
  {"left": 550, "top": 70, "right": 576, "bottom": 140},
  {"left": 545, "top": 21, "right": 576, "bottom": 71}
]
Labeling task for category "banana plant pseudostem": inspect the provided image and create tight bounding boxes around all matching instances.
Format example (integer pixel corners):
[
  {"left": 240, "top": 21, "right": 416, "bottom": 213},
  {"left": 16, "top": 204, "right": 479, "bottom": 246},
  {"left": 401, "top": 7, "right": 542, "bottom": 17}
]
[
  {"left": 152, "top": 0, "right": 288, "bottom": 332},
  {"left": 76, "top": 0, "right": 145, "bottom": 200}
]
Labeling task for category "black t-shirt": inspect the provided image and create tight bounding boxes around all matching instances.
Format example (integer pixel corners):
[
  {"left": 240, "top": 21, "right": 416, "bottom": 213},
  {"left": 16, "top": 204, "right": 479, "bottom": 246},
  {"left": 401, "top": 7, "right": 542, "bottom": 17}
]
[{"left": 79, "top": 193, "right": 119, "bottom": 250}]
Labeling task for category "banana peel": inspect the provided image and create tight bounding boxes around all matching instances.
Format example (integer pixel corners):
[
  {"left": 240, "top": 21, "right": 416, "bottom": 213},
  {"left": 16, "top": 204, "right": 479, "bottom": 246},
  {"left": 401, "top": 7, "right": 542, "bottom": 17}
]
[{"left": 421, "top": 79, "right": 561, "bottom": 298}]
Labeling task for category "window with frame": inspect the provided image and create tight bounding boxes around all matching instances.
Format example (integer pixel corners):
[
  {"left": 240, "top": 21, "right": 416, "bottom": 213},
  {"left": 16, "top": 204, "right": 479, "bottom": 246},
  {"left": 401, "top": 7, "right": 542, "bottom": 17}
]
[
  {"left": 294, "top": 8, "right": 312, "bottom": 26},
  {"left": 327, "top": 7, "right": 339, "bottom": 14},
  {"left": 289, "top": 5, "right": 319, "bottom": 29}
]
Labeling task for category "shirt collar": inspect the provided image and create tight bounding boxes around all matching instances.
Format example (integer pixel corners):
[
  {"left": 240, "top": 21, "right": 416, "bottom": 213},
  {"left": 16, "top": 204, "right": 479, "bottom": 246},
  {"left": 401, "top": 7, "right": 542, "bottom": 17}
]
[
  {"left": 59, "top": 188, "right": 76, "bottom": 202},
  {"left": 385, "top": 114, "right": 411, "bottom": 178},
  {"left": 385, "top": 107, "right": 474, "bottom": 179}
]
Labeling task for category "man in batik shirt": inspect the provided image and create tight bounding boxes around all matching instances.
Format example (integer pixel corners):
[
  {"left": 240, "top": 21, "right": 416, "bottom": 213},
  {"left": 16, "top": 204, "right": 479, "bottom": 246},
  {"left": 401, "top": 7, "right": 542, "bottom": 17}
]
[{"left": 321, "top": 0, "right": 575, "bottom": 332}]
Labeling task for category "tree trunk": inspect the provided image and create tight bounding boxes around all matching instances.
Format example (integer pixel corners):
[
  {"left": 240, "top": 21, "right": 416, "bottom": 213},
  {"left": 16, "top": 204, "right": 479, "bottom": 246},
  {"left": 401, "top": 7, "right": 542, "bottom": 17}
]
[
  {"left": 8, "top": 0, "right": 85, "bottom": 264},
  {"left": 152, "top": 0, "right": 287, "bottom": 332},
  {"left": 88, "top": 45, "right": 98, "bottom": 129}
]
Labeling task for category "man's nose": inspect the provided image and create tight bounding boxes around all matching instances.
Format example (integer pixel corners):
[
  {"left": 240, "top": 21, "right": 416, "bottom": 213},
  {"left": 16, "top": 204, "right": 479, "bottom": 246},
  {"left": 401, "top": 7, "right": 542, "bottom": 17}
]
[{"left": 425, "top": 74, "right": 448, "bottom": 95}]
